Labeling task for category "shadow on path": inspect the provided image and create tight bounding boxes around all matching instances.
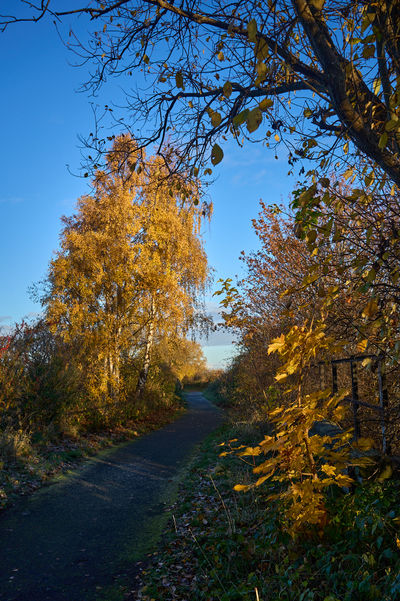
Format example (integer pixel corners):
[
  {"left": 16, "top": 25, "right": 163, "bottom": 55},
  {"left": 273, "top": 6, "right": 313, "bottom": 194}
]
[{"left": 0, "top": 392, "right": 222, "bottom": 601}]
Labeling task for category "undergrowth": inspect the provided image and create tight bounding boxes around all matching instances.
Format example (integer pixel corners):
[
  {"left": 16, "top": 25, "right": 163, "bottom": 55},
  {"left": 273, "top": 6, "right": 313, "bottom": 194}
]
[
  {"left": 0, "top": 404, "right": 182, "bottom": 510},
  {"left": 137, "top": 420, "right": 400, "bottom": 601}
]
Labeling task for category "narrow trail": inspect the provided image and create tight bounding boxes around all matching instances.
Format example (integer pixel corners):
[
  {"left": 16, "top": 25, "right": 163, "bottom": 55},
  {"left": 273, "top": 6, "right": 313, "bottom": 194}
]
[{"left": 0, "top": 392, "right": 222, "bottom": 601}]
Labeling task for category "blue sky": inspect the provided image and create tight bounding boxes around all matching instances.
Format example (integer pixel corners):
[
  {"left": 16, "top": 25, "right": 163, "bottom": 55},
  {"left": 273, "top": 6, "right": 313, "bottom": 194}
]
[{"left": 0, "top": 14, "right": 296, "bottom": 367}]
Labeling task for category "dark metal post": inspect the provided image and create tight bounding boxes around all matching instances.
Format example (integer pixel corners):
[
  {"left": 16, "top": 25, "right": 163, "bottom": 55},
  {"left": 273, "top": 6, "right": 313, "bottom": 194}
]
[
  {"left": 378, "top": 358, "right": 391, "bottom": 455},
  {"left": 332, "top": 362, "right": 338, "bottom": 395},
  {"left": 350, "top": 360, "right": 361, "bottom": 439}
]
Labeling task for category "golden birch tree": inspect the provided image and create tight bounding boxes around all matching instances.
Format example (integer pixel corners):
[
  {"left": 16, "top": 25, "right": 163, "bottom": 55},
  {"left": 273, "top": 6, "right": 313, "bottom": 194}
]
[{"left": 45, "top": 136, "right": 208, "bottom": 409}]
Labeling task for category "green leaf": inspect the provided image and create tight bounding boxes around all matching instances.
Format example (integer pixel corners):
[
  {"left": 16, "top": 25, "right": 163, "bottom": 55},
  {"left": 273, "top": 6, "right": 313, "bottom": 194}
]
[
  {"left": 298, "top": 184, "right": 317, "bottom": 206},
  {"left": 377, "top": 463, "right": 393, "bottom": 482},
  {"left": 223, "top": 81, "right": 233, "bottom": 98},
  {"left": 306, "top": 230, "right": 317, "bottom": 244},
  {"left": 246, "top": 108, "right": 263, "bottom": 133},
  {"left": 256, "top": 62, "right": 267, "bottom": 79},
  {"left": 211, "top": 143, "right": 224, "bottom": 165},
  {"left": 255, "top": 39, "right": 269, "bottom": 61},
  {"left": 211, "top": 111, "right": 222, "bottom": 127},
  {"left": 233, "top": 109, "right": 249, "bottom": 126},
  {"left": 385, "top": 119, "right": 399, "bottom": 132},
  {"left": 362, "top": 44, "right": 375, "bottom": 59},
  {"left": 378, "top": 132, "right": 388, "bottom": 149},
  {"left": 247, "top": 18, "right": 257, "bottom": 43},
  {"left": 364, "top": 171, "right": 375, "bottom": 187},
  {"left": 175, "top": 71, "right": 184, "bottom": 89}
]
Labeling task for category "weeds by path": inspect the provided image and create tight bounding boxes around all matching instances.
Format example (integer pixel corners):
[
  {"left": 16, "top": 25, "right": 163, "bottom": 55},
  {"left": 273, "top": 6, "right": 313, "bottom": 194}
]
[{"left": 136, "top": 420, "right": 400, "bottom": 601}]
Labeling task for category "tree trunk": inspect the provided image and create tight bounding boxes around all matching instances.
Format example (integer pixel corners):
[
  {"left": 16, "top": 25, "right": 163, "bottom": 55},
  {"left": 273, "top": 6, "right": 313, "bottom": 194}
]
[
  {"left": 135, "top": 297, "right": 156, "bottom": 400},
  {"left": 108, "top": 352, "right": 120, "bottom": 398}
]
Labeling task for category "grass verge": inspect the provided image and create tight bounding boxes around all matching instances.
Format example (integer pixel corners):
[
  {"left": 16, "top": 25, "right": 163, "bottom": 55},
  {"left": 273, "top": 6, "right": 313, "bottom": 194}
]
[
  {"left": 136, "top": 418, "right": 400, "bottom": 601},
  {"left": 0, "top": 404, "right": 184, "bottom": 511}
]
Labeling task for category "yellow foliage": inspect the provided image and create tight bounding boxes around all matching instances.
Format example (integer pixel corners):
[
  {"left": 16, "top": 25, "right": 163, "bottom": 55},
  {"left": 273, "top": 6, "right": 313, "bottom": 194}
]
[
  {"left": 234, "top": 319, "right": 374, "bottom": 537},
  {"left": 45, "top": 135, "right": 209, "bottom": 406}
]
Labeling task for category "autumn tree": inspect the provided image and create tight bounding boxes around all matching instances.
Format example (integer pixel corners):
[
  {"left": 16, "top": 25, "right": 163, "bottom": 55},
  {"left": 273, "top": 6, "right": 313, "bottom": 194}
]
[
  {"left": 129, "top": 151, "right": 210, "bottom": 399},
  {"left": 45, "top": 136, "right": 209, "bottom": 411}
]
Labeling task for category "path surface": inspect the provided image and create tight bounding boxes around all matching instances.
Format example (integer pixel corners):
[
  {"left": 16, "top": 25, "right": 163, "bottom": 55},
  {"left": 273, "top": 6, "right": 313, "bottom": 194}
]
[{"left": 0, "top": 392, "right": 222, "bottom": 601}]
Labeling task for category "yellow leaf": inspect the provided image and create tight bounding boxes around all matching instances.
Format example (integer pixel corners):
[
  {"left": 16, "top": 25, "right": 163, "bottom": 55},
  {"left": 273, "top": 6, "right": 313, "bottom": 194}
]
[
  {"left": 356, "top": 437, "right": 374, "bottom": 451},
  {"left": 321, "top": 464, "right": 336, "bottom": 476},
  {"left": 255, "top": 474, "right": 272, "bottom": 486},
  {"left": 335, "top": 474, "right": 354, "bottom": 487},
  {"left": 239, "top": 446, "right": 262, "bottom": 457},
  {"left": 259, "top": 98, "right": 273, "bottom": 111},
  {"left": 364, "top": 171, "right": 375, "bottom": 187},
  {"left": 362, "top": 299, "right": 378, "bottom": 319},
  {"left": 234, "top": 484, "right": 252, "bottom": 492},
  {"left": 268, "top": 334, "right": 285, "bottom": 354},
  {"left": 357, "top": 339, "right": 368, "bottom": 353},
  {"left": 373, "top": 78, "right": 381, "bottom": 95}
]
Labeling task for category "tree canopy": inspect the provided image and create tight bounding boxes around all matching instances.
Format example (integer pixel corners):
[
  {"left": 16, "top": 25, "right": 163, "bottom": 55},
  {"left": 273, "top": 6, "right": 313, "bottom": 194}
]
[
  {"left": 45, "top": 135, "right": 209, "bottom": 402},
  {"left": 3, "top": 1, "right": 400, "bottom": 188}
]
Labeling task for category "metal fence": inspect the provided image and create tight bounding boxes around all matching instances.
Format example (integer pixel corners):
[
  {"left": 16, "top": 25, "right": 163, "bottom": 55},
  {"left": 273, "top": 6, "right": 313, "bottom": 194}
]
[{"left": 316, "top": 355, "right": 391, "bottom": 455}]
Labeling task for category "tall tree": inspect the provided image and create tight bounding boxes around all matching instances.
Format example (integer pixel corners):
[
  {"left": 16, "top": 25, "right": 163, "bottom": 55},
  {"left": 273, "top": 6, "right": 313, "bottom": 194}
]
[{"left": 45, "top": 136, "right": 208, "bottom": 404}]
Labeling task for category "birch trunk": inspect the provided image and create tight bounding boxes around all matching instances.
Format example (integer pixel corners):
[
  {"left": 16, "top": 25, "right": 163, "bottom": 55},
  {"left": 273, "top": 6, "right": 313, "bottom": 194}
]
[{"left": 135, "top": 297, "right": 156, "bottom": 400}]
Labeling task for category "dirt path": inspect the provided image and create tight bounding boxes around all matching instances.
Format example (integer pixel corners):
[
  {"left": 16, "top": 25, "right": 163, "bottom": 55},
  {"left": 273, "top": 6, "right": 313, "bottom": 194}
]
[{"left": 0, "top": 392, "right": 222, "bottom": 601}]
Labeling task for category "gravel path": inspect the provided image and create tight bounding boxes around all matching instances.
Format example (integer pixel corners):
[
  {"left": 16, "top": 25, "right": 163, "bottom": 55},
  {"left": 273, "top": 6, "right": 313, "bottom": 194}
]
[{"left": 0, "top": 392, "right": 222, "bottom": 601}]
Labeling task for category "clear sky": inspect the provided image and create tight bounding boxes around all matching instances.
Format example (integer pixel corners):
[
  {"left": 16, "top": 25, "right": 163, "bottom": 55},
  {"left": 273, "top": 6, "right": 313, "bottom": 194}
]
[{"left": 0, "top": 14, "right": 296, "bottom": 368}]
